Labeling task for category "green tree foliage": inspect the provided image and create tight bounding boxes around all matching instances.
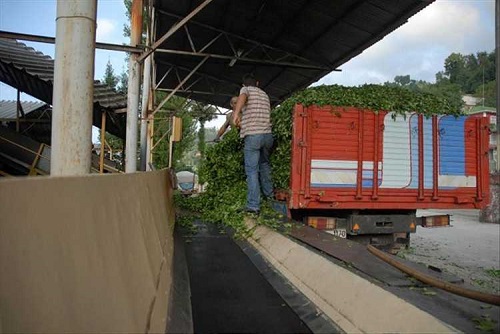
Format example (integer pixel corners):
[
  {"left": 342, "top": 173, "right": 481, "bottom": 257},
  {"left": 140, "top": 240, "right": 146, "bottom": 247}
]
[
  {"left": 191, "top": 102, "right": 217, "bottom": 161},
  {"left": 99, "top": 61, "right": 125, "bottom": 168},
  {"left": 437, "top": 51, "right": 496, "bottom": 95},
  {"left": 117, "top": 68, "right": 128, "bottom": 94},
  {"left": 474, "top": 80, "right": 497, "bottom": 107},
  {"left": 103, "top": 60, "right": 119, "bottom": 89},
  {"left": 385, "top": 75, "right": 463, "bottom": 112},
  {"left": 152, "top": 94, "right": 197, "bottom": 169}
]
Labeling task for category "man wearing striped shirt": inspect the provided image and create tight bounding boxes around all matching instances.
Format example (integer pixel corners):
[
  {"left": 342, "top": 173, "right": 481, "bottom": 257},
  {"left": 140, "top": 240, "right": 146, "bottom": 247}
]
[{"left": 233, "top": 74, "right": 274, "bottom": 214}]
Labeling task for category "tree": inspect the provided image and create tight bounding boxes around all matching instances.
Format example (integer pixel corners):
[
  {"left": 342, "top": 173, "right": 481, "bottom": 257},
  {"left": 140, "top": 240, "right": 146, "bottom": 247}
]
[
  {"left": 117, "top": 68, "right": 128, "bottom": 94},
  {"left": 100, "top": 63, "right": 125, "bottom": 168},
  {"left": 191, "top": 102, "right": 216, "bottom": 160},
  {"left": 103, "top": 60, "right": 119, "bottom": 89},
  {"left": 152, "top": 94, "right": 197, "bottom": 170},
  {"left": 438, "top": 51, "right": 496, "bottom": 95},
  {"left": 474, "top": 80, "right": 497, "bottom": 107},
  {"left": 384, "top": 75, "right": 463, "bottom": 111}
]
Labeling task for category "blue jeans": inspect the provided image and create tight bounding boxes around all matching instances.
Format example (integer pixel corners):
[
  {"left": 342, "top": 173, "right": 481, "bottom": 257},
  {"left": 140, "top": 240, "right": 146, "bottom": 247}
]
[{"left": 244, "top": 133, "right": 274, "bottom": 211}]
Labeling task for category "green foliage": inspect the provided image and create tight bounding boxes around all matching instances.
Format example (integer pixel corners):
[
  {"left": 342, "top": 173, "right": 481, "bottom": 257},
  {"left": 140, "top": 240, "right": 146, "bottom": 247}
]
[
  {"left": 485, "top": 268, "right": 500, "bottom": 278},
  {"left": 117, "top": 68, "right": 128, "bottom": 94},
  {"left": 474, "top": 80, "right": 497, "bottom": 108},
  {"left": 472, "top": 315, "right": 496, "bottom": 332},
  {"left": 437, "top": 51, "right": 496, "bottom": 95},
  {"left": 103, "top": 60, "right": 119, "bottom": 89},
  {"left": 152, "top": 94, "right": 196, "bottom": 170}
]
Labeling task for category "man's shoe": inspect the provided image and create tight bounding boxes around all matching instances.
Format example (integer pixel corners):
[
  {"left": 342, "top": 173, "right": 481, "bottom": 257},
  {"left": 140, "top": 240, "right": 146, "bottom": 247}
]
[{"left": 244, "top": 208, "right": 260, "bottom": 215}]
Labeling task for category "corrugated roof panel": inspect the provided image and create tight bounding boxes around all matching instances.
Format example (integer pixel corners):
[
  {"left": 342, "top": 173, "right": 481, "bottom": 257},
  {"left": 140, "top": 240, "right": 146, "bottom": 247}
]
[
  {"left": 0, "top": 38, "right": 127, "bottom": 110},
  {"left": 0, "top": 38, "right": 127, "bottom": 139},
  {"left": 0, "top": 100, "right": 47, "bottom": 119}
]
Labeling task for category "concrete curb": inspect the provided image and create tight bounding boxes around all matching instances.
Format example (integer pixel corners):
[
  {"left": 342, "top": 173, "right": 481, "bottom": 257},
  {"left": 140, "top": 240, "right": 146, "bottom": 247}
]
[{"left": 245, "top": 219, "right": 459, "bottom": 333}]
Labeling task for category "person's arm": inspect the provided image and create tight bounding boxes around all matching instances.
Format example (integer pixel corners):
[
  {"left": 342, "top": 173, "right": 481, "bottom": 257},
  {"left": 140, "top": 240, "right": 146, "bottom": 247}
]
[
  {"left": 215, "top": 118, "right": 230, "bottom": 141},
  {"left": 232, "top": 93, "right": 248, "bottom": 127}
]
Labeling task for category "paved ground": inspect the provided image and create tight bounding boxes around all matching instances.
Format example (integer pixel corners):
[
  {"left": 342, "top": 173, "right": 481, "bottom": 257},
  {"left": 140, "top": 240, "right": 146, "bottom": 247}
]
[
  {"left": 182, "top": 221, "right": 311, "bottom": 333},
  {"left": 400, "top": 209, "right": 500, "bottom": 294}
]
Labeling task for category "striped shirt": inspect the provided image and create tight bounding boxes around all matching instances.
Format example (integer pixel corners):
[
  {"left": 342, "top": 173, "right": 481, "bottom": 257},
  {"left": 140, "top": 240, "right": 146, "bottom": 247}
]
[{"left": 239, "top": 86, "right": 272, "bottom": 138}]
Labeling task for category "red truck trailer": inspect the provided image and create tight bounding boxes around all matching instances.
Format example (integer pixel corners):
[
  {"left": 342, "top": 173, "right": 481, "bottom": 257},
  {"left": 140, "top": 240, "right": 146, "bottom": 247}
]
[{"left": 288, "top": 104, "right": 490, "bottom": 245}]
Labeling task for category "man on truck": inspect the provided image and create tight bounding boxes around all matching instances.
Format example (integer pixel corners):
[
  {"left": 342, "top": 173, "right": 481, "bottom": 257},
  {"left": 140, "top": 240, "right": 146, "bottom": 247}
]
[{"left": 233, "top": 73, "right": 274, "bottom": 214}]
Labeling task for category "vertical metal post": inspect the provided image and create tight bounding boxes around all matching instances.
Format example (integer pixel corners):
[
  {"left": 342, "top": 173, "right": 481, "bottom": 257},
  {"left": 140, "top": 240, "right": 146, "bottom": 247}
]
[
  {"left": 168, "top": 130, "right": 174, "bottom": 168},
  {"left": 125, "top": 0, "right": 143, "bottom": 173},
  {"left": 417, "top": 114, "right": 425, "bottom": 200},
  {"left": 496, "top": 0, "right": 499, "bottom": 173},
  {"left": 16, "top": 90, "right": 20, "bottom": 132},
  {"left": 140, "top": 33, "right": 151, "bottom": 171},
  {"left": 147, "top": 116, "right": 154, "bottom": 170},
  {"left": 51, "top": 0, "right": 97, "bottom": 176},
  {"left": 99, "top": 111, "right": 106, "bottom": 173}
]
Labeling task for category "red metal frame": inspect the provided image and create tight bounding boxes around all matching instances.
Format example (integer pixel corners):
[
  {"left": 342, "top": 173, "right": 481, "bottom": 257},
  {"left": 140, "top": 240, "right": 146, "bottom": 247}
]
[{"left": 289, "top": 105, "right": 491, "bottom": 211}]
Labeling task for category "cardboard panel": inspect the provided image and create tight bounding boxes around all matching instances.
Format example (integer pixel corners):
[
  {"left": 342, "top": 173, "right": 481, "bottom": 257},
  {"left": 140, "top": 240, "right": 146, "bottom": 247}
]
[{"left": 0, "top": 170, "right": 175, "bottom": 333}]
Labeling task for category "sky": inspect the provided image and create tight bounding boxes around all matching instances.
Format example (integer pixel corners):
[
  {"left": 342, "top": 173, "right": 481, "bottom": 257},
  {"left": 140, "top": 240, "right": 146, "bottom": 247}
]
[{"left": 0, "top": 0, "right": 497, "bottom": 132}]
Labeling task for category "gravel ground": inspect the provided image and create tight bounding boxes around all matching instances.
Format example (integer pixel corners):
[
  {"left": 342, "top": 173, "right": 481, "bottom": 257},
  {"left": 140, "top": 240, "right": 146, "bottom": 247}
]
[{"left": 399, "top": 209, "right": 500, "bottom": 294}]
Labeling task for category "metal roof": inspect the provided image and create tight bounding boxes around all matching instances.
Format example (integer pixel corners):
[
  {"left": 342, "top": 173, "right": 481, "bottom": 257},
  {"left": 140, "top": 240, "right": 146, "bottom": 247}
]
[
  {"left": 0, "top": 38, "right": 127, "bottom": 138},
  {"left": 153, "top": 0, "right": 433, "bottom": 109},
  {"left": 0, "top": 100, "right": 46, "bottom": 119}
]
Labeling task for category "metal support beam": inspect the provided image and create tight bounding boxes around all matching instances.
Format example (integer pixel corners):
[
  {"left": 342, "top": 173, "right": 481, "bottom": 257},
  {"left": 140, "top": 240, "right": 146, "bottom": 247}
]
[
  {"left": 16, "top": 90, "right": 20, "bottom": 132},
  {"left": 0, "top": 118, "right": 50, "bottom": 123},
  {"left": 157, "top": 9, "right": 328, "bottom": 68},
  {"left": 137, "top": 0, "right": 214, "bottom": 63},
  {"left": 51, "top": 0, "right": 97, "bottom": 176},
  {"left": 154, "top": 48, "right": 330, "bottom": 70},
  {"left": 156, "top": 88, "right": 233, "bottom": 97},
  {"left": 156, "top": 59, "right": 284, "bottom": 99},
  {"left": 0, "top": 30, "right": 143, "bottom": 53},
  {"left": 125, "top": 0, "right": 143, "bottom": 173},
  {"left": 147, "top": 114, "right": 154, "bottom": 170},
  {"left": 140, "top": 45, "right": 152, "bottom": 171},
  {"left": 496, "top": 0, "right": 499, "bottom": 173},
  {"left": 100, "top": 111, "right": 106, "bottom": 174},
  {"left": 152, "top": 56, "right": 209, "bottom": 116}
]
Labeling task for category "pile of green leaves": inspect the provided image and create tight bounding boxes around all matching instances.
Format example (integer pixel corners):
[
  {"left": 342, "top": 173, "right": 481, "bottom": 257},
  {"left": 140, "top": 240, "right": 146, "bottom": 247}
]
[{"left": 180, "top": 84, "right": 462, "bottom": 233}]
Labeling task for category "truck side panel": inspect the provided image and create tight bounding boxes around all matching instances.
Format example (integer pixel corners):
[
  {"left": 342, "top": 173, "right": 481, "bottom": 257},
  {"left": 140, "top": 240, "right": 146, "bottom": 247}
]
[{"left": 289, "top": 105, "right": 490, "bottom": 210}]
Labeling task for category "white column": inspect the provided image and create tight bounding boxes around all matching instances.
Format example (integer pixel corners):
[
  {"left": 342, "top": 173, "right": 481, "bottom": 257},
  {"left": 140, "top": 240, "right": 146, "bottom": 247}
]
[
  {"left": 51, "top": 0, "right": 97, "bottom": 176},
  {"left": 125, "top": 0, "right": 143, "bottom": 173},
  {"left": 140, "top": 48, "right": 151, "bottom": 171}
]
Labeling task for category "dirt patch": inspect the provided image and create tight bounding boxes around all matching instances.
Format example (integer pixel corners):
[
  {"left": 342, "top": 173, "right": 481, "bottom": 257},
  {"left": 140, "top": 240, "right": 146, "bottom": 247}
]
[{"left": 399, "top": 209, "right": 500, "bottom": 295}]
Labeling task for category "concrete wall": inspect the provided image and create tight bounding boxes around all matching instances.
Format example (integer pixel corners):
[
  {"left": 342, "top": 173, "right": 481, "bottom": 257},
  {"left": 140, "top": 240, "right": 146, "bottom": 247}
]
[{"left": 0, "top": 170, "right": 175, "bottom": 333}]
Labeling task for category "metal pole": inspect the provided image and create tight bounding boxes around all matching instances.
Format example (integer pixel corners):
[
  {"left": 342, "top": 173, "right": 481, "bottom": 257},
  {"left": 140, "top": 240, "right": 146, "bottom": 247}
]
[
  {"left": 51, "top": 0, "right": 97, "bottom": 176},
  {"left": 99, "top": 111, "right": 106, "bottom": 173},
  {"left": 125, "top": 0, "right": 143, "bottom": 173},
  {"left": 0, "top": 30, "right": 142, "bottom": 53},
  {"left": 147, "top": 115, "right": 154, "bottom": 170},
  {"left": 152, "top": 56, "right": 209, "bottom": 116},
  {"left": 496, "top": 0, "right": 499, "bottom": 173},
  {"left": 137, "top": 0, "right": 214, "bottom": 63},
  {"left": 140, "top": 31, "right": 151, "bottom": 171},
  {"left": 16, "top": 90, "right": 20, "bottom": 132}
]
